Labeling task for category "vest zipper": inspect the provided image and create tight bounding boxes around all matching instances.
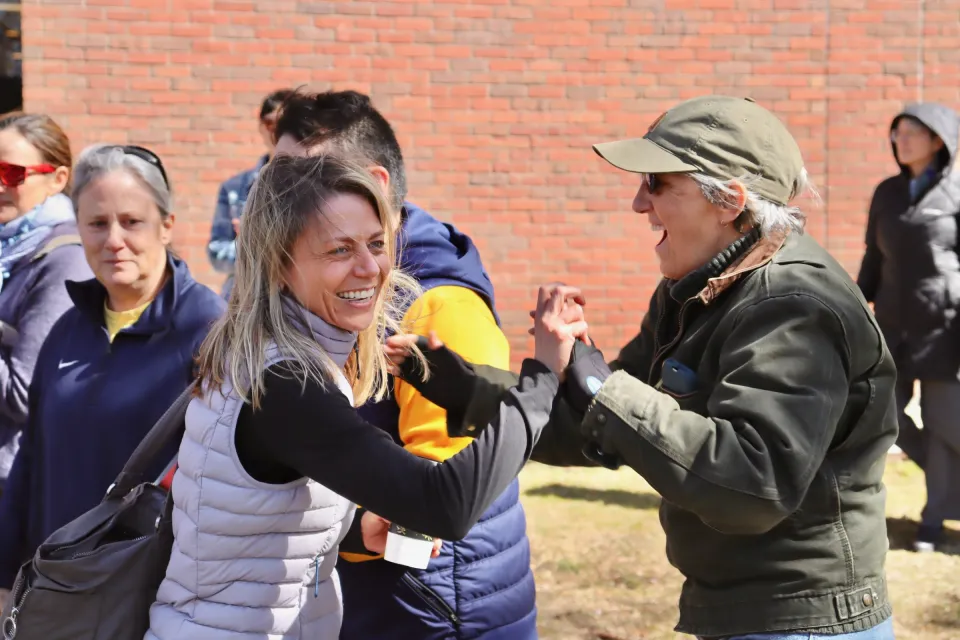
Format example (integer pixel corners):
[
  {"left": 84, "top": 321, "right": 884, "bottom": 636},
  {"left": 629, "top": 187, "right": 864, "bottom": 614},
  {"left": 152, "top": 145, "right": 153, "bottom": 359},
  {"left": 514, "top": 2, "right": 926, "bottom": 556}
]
[
  {"left": 401, "top": 573, "right": 460, "bottom": 625},
  {"left": 313, "top": 555, "right": 320, "bottom": 598}
]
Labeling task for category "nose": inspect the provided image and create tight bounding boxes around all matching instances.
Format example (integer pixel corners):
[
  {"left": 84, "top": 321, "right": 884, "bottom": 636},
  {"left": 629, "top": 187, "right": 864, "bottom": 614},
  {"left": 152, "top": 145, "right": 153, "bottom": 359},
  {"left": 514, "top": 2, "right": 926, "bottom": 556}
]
[
  {"left": 353, "top": 247, "right": 380, "bottom": 278},
  {"left": 104, "top": 222, "right": 125, "bottom": 251},
  {"left": 633, "top": 184, "right": 653, "bottom": 215}
]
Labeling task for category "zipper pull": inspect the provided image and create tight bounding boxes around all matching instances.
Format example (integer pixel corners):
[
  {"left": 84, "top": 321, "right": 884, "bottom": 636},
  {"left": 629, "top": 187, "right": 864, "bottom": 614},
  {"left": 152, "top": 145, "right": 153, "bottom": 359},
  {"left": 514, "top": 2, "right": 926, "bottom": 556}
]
[
  {"left": 313, "top": 555, "right": 320, "bottom": 598},
  {"left": 3, "top": 606, "right": 19, "bottom": 640}
]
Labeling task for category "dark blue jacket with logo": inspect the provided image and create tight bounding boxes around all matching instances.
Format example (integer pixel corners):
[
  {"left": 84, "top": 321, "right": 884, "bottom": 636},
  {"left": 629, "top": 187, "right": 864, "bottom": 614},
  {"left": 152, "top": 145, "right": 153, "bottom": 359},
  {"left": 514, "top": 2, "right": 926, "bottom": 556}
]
[
  {"left": 0, "top": 254, "right": 225, "bottom": 588},
  {"left": 339, "top": 203, "right": 537, "bottom": 640}
]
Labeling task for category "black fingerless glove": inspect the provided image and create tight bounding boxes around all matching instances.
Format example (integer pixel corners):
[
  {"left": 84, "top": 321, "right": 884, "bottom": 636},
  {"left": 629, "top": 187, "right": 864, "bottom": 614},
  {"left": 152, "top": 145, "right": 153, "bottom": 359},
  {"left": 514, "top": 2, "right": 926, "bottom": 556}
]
[
  {"left": 562, "top": 339, "right": 613, "bottom": 416},
  {"left": 396, "top": 335, "right": 477, "bottom": 420}
]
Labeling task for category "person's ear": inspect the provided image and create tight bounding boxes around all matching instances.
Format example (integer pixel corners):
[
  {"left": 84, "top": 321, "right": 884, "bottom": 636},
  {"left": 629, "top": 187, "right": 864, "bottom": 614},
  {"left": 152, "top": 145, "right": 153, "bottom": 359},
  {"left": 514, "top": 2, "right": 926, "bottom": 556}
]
[
  {"left": 50, "top": 166, "right": 70, "bottom": 196},
  {"left": 368, "top": 165, "right": 391, "bottom": 197},
  {"left": 160, "top": 212, "right": 176, "bottom": 245},
  {"left": 720, "top": 181, "right": 747, "bottom": 226}
]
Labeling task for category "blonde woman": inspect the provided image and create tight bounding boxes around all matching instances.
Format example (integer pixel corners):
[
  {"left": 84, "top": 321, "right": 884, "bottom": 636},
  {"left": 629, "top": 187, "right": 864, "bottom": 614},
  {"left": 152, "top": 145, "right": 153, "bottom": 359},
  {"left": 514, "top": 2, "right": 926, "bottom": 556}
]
[{"left": 144, "top": 154, "right": 572, "bottom": 639}]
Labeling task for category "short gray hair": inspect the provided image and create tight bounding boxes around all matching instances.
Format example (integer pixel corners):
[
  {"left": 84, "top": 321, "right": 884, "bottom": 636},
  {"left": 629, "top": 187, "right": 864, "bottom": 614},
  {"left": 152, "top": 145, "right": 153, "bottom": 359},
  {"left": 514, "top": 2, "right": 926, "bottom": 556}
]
[
  {"left": 71, "top": 144, "right": 172, "bottom": 217},
  {"left": 691, "top": 169, "right": 819, "bottom": 236}
]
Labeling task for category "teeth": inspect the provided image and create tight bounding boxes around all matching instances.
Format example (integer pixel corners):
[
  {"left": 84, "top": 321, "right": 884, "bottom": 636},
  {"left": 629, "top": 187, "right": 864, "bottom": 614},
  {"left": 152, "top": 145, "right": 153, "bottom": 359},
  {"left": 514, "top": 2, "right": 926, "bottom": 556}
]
[
  {"left": 650, "top": 224, "right": 665, "bottom": 232},
  {"left": 337, "top": 287, "right": 376, "bottom": 301}
]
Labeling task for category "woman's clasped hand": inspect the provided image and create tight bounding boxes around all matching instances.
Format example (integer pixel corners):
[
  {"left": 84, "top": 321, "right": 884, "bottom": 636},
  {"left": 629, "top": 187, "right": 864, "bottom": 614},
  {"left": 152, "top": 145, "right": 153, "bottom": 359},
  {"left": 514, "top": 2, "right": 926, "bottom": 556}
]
[{"left": 386, "top": 282, "right": 591, "bottom": 380}]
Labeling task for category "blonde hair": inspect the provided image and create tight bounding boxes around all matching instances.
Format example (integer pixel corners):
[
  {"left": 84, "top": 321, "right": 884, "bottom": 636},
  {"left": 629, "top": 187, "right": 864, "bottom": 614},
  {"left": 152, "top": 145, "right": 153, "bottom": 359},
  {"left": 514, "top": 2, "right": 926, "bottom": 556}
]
[{"left": 196, "top": 153, "right": 424, "bottom": 408}]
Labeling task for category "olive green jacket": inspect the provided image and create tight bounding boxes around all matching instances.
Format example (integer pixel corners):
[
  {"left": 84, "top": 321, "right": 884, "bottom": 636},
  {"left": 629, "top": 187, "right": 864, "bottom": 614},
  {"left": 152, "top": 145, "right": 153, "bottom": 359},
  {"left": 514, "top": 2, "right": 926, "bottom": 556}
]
[{"left": 454, "top": 230, "right": 898, "bottom": 637}]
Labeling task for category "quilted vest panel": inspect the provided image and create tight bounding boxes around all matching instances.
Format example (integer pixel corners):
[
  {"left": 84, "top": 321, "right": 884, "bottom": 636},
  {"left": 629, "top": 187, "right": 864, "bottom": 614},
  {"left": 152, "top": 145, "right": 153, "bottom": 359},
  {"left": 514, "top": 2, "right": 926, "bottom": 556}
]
[{"left": 146, "top": 354, "right": 356, "bottom": 640}]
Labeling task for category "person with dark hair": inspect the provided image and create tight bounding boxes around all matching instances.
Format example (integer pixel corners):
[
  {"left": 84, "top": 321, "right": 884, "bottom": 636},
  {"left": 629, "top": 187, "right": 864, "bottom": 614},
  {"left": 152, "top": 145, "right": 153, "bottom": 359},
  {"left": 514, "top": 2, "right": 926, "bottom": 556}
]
[
  {"left": 0, "top": 112, "right": 91, "bottom": 501},
  {"left": 858, "top": 102, "right": 960, "bottom": 553},
  {"left": 274, "top": 90, "right": 538, "bottom": 640},
  {"left": 207, "top": 88, "right": 293, "bottom": 298}
]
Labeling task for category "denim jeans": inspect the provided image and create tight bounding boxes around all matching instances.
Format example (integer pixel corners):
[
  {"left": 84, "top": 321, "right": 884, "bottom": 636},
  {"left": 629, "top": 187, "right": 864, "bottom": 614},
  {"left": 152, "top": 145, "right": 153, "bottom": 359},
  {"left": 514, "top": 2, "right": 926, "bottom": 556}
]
[{"left": 699, "top": 617, "right": 895, "bottom": 640}]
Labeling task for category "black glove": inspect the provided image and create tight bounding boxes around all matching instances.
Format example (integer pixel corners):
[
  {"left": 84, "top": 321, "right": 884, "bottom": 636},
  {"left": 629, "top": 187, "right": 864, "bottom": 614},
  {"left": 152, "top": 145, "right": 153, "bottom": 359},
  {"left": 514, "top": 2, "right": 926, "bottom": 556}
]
[
  {"left": 562, "top": 339, "right": 613, "bottom": 415},
  {"left": 395, "top": 335, "right": 477, "bottom": 420}
]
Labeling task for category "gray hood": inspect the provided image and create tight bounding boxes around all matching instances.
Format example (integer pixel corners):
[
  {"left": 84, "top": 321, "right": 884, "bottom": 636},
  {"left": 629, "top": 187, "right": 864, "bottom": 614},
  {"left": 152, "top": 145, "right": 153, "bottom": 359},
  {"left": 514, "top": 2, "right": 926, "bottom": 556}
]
[{"left": 891, "top": 102, "right": 959, "bottom": 174}]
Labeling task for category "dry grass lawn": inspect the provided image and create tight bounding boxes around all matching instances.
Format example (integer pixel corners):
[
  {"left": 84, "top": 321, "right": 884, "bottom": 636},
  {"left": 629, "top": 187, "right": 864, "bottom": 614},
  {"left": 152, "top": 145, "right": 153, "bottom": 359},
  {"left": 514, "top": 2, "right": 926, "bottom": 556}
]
[{"left": 521, "top": 457, "right": 960, "bottom": 640}]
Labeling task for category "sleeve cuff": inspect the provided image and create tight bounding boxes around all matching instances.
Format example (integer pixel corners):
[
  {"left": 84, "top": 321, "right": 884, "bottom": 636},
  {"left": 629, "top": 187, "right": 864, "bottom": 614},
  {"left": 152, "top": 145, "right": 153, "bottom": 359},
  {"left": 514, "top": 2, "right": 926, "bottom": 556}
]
[{"left": 582, "top": 370, "right": 659, "bottom": 444}]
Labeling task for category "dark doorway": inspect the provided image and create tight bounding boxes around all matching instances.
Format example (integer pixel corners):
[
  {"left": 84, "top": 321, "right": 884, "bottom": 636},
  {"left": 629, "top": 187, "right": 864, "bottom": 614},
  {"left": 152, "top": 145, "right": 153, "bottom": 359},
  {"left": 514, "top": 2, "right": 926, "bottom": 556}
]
[{"left": 0, "top": 2, "right": 23, "bottom": 115}]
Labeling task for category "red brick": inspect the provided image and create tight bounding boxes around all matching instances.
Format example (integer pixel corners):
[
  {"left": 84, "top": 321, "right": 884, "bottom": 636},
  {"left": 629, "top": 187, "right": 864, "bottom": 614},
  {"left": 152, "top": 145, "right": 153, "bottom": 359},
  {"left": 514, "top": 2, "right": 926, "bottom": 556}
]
[{"left": 20, "top": 0, "right": 960, "bottom": 366}]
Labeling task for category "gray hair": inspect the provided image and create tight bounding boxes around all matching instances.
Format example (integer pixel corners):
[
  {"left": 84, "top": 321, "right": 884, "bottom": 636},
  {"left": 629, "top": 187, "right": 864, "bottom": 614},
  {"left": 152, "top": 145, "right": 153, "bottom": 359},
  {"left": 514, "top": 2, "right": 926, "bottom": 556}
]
[
  {"left": 691, "top": 169, "right": 820, "bottom": 236},
  {"left": 71, "top": 144, "right": 172, "bottom": 217}
]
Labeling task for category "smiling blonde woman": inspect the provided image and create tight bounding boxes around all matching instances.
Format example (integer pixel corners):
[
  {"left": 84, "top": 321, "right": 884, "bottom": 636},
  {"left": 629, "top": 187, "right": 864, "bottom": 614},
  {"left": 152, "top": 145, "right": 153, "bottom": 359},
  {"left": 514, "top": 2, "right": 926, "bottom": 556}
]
[{"left": 144, "top": 154, "right": 560, "bottom": 640}]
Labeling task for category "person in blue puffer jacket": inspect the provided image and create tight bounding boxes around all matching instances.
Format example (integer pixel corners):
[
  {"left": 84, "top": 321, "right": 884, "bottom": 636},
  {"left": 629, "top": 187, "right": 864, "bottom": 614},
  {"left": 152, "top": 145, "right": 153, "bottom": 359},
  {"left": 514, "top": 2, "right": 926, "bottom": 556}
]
[{"left": 273, "top": 90, "right": 538, "bottom": 639}]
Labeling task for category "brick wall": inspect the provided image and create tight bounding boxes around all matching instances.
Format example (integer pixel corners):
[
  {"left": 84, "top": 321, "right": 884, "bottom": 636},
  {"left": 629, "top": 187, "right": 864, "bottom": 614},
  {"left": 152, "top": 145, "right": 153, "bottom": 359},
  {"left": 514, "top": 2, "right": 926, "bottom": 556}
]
[{"left": 20, "top": 0, "right": 960, "bottom": 367}]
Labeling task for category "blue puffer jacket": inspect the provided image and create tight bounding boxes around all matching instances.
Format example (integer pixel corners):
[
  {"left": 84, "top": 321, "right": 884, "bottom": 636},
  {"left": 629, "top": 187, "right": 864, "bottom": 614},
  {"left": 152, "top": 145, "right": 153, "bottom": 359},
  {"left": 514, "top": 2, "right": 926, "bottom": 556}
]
[{"left": 339, "top": 203, "right": 537, "bottom": 640}]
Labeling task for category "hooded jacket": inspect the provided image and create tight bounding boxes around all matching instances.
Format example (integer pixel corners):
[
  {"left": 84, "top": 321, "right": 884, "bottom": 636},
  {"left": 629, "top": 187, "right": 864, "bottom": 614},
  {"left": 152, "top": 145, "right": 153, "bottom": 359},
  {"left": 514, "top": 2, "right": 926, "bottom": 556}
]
[
  {"left": 857, "top": 102, "right": 960, "bottom": 378},
  {"left": 339, "top": 203, "right": 536, "bottom": 640}
]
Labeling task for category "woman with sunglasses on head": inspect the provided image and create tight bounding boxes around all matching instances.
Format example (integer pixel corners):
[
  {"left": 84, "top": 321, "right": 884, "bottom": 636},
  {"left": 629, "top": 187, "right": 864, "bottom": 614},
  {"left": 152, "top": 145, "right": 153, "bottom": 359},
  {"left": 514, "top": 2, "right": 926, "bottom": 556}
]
[
  {"left": 0, "top": 144, "right": 225, "bottom": 610},
  {"left": 0, "top": 113, "right": 92, "bottom": 502}
]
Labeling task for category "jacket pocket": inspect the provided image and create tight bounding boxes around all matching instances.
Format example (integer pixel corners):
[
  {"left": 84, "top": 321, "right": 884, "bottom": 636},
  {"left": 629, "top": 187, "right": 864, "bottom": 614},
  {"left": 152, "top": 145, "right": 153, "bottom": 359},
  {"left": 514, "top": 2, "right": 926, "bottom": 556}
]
[{"left": 401, "top": 573, "right": 460, "bottom": 625}]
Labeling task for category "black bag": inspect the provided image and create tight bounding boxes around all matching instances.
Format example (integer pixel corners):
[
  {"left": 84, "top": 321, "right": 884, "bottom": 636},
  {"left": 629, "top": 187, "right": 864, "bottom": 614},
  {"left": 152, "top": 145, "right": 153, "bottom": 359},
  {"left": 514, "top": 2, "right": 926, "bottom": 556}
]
[{"left": 0, "top": 382, "right": 195, "bottom": 640}]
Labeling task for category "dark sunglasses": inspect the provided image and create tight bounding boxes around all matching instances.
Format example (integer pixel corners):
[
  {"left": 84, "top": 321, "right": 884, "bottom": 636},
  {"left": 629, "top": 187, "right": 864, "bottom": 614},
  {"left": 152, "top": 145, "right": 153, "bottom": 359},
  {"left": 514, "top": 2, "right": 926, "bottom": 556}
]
[
  {"left": 108, "top": 145, "right": 170, "bottom": 189},
  {"left": 0, "top": 161, "right": 57, "bottom": 188},
  {"left": 642, "top": 173, "right": 664, "bottom": 194}
]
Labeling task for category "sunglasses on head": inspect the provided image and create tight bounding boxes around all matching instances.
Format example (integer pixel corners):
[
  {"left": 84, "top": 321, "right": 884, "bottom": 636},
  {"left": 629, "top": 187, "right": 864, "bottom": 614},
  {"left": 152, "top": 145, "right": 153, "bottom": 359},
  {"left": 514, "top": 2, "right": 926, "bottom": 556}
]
[
  {"left": 108, "top": 145, "right": 170, "bottom": 190},
  {"left": 0, "top": 161, "right": 57, "bottom": 188}
]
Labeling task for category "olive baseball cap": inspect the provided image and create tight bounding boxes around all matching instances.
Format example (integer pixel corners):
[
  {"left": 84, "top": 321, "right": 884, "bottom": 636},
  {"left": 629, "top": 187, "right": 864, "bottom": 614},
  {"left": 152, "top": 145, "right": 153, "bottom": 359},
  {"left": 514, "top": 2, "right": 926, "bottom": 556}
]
[{"left": 593, "top": 95, "right": 805, "bottom": 206}]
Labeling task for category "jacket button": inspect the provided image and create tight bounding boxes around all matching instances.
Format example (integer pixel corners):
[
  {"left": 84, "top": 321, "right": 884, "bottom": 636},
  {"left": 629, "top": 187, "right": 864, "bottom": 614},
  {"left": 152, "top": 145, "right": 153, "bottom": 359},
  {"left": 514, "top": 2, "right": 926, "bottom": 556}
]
[
  {"left": 862, "top": 592, "right": 874, "bottom": 607},
  {"left": 596, "top": 413, "right": 607, "bottom": 424}
]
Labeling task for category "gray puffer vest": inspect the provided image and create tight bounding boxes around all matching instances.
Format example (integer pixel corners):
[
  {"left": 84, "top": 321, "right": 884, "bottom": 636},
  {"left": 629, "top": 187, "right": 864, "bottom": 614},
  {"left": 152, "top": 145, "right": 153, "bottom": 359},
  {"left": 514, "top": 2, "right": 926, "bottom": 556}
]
[{"left": 145, "top": 352, "right": 356, "bottom": 639}]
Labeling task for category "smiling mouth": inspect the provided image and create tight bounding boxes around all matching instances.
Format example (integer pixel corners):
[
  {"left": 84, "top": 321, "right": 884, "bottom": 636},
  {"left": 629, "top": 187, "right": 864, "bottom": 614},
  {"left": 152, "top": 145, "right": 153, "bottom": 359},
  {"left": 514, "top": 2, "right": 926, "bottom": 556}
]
[{"left": 337, "top": 287, "right": 376, "bottom": 302}]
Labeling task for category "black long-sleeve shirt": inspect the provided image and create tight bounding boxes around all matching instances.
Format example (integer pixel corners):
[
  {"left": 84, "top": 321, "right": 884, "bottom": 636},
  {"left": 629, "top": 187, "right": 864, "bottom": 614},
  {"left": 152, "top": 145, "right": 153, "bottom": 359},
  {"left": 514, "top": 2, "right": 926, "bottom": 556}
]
[{"left": 234, "top": 360, "right": 558, "bottom": 546}]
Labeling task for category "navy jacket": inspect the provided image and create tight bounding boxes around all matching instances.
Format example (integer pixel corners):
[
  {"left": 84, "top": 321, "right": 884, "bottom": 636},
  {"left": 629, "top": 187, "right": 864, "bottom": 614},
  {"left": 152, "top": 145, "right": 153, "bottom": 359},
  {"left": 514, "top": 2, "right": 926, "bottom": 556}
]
[
  {"left": 0, "top": 255, "right": 225, "bottom": 588},
  {"left": 341, "top": 203, "right": 537, "bottom": 640}
]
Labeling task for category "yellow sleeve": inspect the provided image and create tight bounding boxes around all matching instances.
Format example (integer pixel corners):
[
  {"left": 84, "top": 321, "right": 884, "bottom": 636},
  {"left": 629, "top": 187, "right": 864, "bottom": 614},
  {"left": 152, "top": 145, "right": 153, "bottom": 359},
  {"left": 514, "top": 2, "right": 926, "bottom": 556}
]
[
  {"left": 396, "top": 285, "right": 510, "bottom": 462},
  {"left": 339, "top": 286, "right": 509, "bottom": 564}
]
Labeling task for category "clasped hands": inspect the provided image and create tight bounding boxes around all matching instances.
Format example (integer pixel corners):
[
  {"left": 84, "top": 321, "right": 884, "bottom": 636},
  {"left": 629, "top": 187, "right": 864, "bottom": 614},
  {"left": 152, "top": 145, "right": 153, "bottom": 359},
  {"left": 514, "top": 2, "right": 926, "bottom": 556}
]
[
  {"left": 362, "top": 285, "right": 609, "bottom": 555},
  {"left": 386, "top": 283, "right": 592, "bottom": 380}
]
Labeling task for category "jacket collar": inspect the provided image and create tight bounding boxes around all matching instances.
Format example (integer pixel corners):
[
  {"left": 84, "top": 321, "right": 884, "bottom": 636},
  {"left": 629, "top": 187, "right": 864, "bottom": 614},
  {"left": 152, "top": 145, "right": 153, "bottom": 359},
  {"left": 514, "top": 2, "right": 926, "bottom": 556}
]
[
  {"left": 669, "top": 227, "right": 787, "bottom": 305},
  {"left": 66, "top": 252, "right": 188, "bottom": 335}
]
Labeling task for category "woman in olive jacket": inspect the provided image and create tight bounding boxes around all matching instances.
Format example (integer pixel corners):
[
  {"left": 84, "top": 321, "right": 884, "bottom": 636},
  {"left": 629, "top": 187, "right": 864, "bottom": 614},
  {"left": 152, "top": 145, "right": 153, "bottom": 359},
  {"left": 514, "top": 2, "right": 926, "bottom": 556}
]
[{"left": 857, "top": 102, "right": 960, "bottom": 552}]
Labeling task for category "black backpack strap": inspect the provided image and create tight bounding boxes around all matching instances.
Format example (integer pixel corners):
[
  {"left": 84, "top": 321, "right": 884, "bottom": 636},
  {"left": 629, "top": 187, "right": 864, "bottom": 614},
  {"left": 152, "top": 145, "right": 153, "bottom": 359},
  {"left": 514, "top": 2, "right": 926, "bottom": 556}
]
[{"left": 106, "top": 381, "right": 197, "bottom": 499}]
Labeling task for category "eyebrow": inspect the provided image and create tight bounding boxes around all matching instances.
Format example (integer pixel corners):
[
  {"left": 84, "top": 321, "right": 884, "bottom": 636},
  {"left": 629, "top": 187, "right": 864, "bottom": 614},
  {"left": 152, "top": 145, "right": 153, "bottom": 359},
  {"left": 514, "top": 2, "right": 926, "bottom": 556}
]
[{"left": 327, "top": 230, "right": 385, "bottom": 244}]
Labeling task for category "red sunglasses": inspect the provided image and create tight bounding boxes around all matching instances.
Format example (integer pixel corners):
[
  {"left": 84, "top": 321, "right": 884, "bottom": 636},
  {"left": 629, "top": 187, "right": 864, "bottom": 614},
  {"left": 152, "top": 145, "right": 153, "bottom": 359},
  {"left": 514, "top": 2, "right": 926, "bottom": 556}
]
[{"left": 0, "top": 161, "right": 57, "bottom": 188}]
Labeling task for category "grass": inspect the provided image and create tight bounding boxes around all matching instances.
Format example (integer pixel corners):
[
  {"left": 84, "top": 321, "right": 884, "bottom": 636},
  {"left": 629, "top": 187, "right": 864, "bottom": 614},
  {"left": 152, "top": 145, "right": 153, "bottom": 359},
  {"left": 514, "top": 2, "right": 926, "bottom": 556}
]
[{"left": 520, "top": 457, "right": 960, "bottom": 640}]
